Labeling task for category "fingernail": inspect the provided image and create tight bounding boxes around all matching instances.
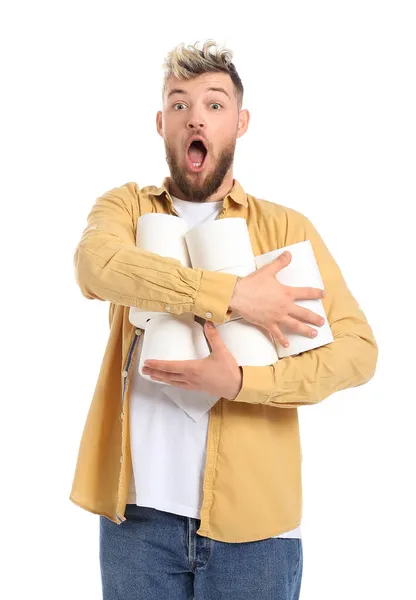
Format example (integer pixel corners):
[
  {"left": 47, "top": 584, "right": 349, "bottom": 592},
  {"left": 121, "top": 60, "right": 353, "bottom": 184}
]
[
  {"left": 284, "top": 341, "right": 290, "bottom": 348},
  {"left": 206, "top": 321, "right": 214, "bottom": 328},
  {"left": 320, "top": 318, "right": 325, "bottom": 325},
  {"left": 312, "top": 330, "right": 318, "bottom": 337}
]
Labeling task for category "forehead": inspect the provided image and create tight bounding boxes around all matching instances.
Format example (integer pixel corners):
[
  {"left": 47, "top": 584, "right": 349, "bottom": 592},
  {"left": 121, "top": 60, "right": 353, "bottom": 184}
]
[{"left": 164, "top": 72, "right": 235, "bottom": 100}]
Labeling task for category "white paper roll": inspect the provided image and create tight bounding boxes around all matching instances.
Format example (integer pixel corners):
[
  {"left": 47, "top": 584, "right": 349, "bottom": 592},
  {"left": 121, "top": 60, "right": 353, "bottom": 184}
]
[
  {"left": 139, "top": 313, "right": 210, "bottom": 383},
  {"left": 129, "top": 213, "right": 192, "bottom": 329},
  {"left": 129, "top": 309, "right": 154, "bottom": 330},
  {"left": 216, "top": 319, "right": 279, "bottom": 366},
  {"left": 255, "top": 240, "right": 333, "bottom": 357},
  {"left": 185, "top": 218, "right": 256, "bottom": 272},
  {"left": 136, "top": 213, "right": 192, "bottom": 265}
]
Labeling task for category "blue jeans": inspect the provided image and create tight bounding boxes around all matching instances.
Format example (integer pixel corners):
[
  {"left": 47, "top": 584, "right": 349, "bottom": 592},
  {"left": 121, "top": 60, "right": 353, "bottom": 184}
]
[{"left": 99, "top": 504, "right": 303, "bottom": 599}]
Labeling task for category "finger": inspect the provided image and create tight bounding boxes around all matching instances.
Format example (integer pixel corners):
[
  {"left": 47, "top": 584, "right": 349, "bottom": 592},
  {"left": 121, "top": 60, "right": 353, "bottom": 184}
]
[
  {"left": 257, "top": 251, "right": 291, "bottom": 275},
  {"left": 288, "top": 286, "right": 325, "bottom": 301},
  {"left": 269, "top": 251, "right": 292, "bottom": 272},
  {"left": 143, "top": 359, "right": 203, "bottom": 378},
  {"left": 149, "top": 375, "right": 192, "bottom": 389},
  {"left": 268, "top": 324, "right": 289, "bottom": 348},
  {"left": 204, "top": 322, "right": 226, "bottom": 352},
  {"left": 142, "top": 367, "right": 190, "bottom": 384},
  {"left": 143, "top": 360, "right": 186, "bottom": 374},
  {"left": 142, "top": 366, "right": 183, "bottom": 379},
  {"left": 281, "top": 315, "right": 318, "bottom": 338},
  {"left": 289, "top": 305, "right": 326, "bottom": 327}
]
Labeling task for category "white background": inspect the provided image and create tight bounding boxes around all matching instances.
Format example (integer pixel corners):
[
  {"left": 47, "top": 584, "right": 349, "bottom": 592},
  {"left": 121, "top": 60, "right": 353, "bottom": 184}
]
[{"left": 1, "top": 1, "right": 415, "bottom": 598}]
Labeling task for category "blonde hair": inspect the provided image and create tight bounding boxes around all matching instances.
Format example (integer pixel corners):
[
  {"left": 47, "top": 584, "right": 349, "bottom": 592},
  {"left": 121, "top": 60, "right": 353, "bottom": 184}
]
[{"left": 162, "top": 40, "right": 244, "bottom": 109}]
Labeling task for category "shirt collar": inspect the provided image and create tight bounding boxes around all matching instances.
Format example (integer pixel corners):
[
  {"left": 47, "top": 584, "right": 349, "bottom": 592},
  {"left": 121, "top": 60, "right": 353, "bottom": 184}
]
[{"left": 151, "top": 177, "right": 248, "bottom": 209}]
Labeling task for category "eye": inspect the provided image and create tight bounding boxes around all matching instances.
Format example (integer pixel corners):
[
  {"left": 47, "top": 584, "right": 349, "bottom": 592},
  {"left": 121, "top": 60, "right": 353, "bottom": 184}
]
[
  {"left": 173, "top": 103, "right": 186, "bottom": 110},
  {"left": 210, "top": 103, "right": 222, "bottom": 110}
]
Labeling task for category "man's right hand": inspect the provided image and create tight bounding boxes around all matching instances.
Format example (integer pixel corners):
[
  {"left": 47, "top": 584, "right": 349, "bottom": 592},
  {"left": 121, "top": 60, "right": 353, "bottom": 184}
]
[{"left": 229, "top": 251, "right": 326, "bottom": 348}]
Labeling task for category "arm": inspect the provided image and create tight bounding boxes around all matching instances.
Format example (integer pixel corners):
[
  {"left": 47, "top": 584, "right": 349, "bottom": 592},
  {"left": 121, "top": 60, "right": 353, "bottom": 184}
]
[
  {"left": 231, "top": 213, "right": 378, "bottom": 408},
  {"left": 74, "top": 183, "right": 238, "bottom": 323}
]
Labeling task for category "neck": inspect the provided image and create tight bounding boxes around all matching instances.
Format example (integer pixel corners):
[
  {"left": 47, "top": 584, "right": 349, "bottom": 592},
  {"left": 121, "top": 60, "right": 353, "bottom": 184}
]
[{"left": 168, "top": 171, "right": 234, "bottom": 203}]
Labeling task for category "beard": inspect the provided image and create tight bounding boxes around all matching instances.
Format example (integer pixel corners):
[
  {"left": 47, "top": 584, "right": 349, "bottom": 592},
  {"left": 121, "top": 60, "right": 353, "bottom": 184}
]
[{"left": 164, "top": 137, "right": 236, "bottom": 202}]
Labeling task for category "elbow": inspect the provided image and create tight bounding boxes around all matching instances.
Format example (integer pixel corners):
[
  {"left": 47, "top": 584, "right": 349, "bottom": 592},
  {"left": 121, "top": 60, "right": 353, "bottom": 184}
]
[
  {"left": 354, "top": 330, "right": 379, "bottom": 386},
  {"left": 366, "top": 336, "right": 379, "bottom": 383},
  {"left": 73, "top": 246, "right": 100, "bottom": 300}
]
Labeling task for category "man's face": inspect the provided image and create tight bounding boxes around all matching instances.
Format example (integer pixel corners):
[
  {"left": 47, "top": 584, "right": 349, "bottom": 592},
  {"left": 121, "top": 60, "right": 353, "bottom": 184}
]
[{"left": 157, "top": 72, "right": 248, "bottom": 201}]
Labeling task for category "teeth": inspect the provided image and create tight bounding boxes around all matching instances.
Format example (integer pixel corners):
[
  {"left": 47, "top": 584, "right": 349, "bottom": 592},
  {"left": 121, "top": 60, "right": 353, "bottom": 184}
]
[{"left": 192, "top": 163, "right": 202, "bottom": 167}]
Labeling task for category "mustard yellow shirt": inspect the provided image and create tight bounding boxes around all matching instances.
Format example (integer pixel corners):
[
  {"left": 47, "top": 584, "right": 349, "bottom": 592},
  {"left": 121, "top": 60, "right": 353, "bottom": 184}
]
[{"left": 70, "top": 178, "right": 378, "bottom": 542}]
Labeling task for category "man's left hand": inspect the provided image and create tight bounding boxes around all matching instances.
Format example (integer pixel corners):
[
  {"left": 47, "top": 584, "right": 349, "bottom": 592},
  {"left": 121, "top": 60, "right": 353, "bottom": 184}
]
[{"left": 142, "top": 321, "right": 243, "bottom": 401}]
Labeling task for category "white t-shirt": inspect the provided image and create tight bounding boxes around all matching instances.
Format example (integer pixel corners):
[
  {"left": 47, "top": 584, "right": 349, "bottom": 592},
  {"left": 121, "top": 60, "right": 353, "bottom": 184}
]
[{"left": 127, "top": 195, "right": 302, "bottom": 539}]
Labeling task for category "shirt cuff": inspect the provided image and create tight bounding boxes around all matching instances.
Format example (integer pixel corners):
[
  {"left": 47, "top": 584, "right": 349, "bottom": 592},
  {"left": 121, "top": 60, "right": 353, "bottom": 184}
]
[
  {"left": 193, "top": 270, "right": 238, "bottom": 324},
  {"left": 230, "top": 364, "right": 273, "bottom": 405}
]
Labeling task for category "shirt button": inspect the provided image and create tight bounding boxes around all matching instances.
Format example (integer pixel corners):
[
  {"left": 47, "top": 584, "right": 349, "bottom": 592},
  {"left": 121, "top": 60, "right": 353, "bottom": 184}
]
[
  {"left": 135, "top": 329, "right": 141, "bottom": 335},
  {"left": 122, "top": 370, "right": 128, "bottom": 378},
  {"left": 205, "top": 312, "right": 213, "bottom": 319},
  {"left": 164, "top": 305, "right": 171, "bottom": 312}
]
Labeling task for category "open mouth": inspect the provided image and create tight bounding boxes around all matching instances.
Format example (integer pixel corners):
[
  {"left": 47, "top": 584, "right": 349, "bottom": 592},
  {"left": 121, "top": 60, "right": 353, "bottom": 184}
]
[{"left": 186, "top": 139, "right": 208, "bottom": 173}]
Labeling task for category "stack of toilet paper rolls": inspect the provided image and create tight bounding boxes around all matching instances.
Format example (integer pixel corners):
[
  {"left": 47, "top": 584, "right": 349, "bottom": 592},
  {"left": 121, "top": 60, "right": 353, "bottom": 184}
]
[{"left": 129, "top": 214, "right": 333, "bottom": 421}]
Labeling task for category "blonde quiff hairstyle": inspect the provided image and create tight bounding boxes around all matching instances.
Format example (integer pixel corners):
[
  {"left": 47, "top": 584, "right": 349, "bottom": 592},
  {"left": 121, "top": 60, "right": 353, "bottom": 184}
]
[{"left": 162, "top": 40, "right": 244, "bottom": 110}]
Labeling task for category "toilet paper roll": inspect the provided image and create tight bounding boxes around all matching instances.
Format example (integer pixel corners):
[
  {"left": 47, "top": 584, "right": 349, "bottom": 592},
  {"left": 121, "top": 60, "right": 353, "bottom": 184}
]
[
  {"left": 185, "top": 218, "right": 257, "bottom": 272},
  {"left": 129, "top": 213, "right": 192, "bottom": 329},
  {"left": 255, "top": 240, "right": 333, "bottom": 358},
  {"left": 216, "top": 319, "right": 279, "bottom": 366},
  {"left": 129, "top": 309, "right": 153, "bottom": 330},
  {"left": 136, "top": 213, "right": 192, "bottom": 265},
  {"left": 139, "top": 313, "right": 210, "bottom": 383}
]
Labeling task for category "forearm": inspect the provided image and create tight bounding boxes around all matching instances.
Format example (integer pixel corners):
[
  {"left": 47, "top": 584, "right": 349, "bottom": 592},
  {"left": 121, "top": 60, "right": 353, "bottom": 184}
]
[
  {"left": 75, "top": 241, "right": 236, "bottom": 321},
  {"left": 74, "top": 184, "right": 237, "bottom": 323},
  {"left": 232, "top": 317, "right": 378, "bottom": 408}
]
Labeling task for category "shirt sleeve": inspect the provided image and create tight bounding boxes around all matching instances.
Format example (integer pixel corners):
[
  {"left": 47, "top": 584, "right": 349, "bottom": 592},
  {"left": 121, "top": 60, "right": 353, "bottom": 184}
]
[
  {"left": 231, "top": 212, "right": 378, "bottom": 408},
  {"left": 74, "top": 183, "right": 237, "bottom": 324}
]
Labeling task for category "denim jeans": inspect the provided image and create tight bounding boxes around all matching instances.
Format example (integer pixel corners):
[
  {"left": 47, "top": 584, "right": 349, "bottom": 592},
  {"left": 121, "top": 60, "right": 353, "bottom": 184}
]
[{"left": 99, "top": 504, "right": 303, "bottom": 600}]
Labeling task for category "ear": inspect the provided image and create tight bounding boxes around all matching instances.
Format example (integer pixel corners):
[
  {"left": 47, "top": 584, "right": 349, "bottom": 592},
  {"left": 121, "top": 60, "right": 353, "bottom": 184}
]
[
  {"left": 236, "top": 109, "right": 250, "bottom": 139},
  {"left": 156, "top": 111, "right": 163, "bottom": 138}
]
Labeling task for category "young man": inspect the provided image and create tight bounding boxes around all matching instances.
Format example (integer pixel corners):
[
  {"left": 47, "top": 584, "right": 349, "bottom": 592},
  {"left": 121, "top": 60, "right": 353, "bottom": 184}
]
[{"left": 70, "top": 40, "right": 378, "bottom": 599}]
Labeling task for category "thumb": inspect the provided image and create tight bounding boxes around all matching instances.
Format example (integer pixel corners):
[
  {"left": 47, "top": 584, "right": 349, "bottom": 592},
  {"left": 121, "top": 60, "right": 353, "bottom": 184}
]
[{"left": 204, "top": 321, "right": 225, "bottom": 352}]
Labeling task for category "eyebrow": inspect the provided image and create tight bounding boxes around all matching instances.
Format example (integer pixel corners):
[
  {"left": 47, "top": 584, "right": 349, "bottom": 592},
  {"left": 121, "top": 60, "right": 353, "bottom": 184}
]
[{"left": 167, "top": 86, "right": 231, "bottom": 100}]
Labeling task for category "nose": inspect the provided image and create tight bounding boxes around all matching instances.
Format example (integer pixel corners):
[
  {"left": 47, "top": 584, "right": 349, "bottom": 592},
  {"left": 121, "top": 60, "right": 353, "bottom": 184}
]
[{"left": 187, "top": 114, "right": 206, "bottom": 130}]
